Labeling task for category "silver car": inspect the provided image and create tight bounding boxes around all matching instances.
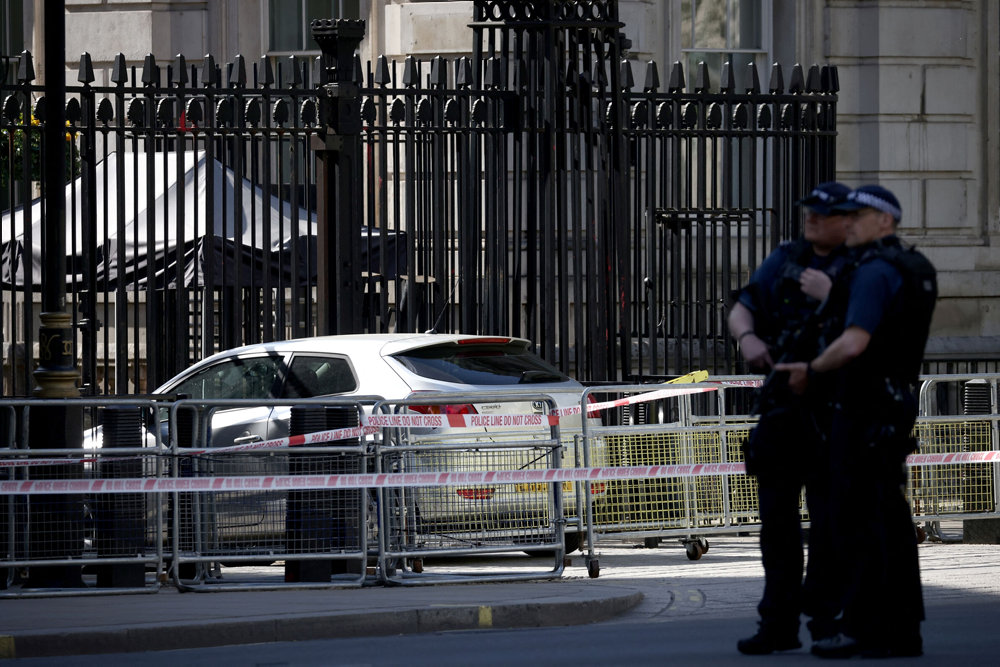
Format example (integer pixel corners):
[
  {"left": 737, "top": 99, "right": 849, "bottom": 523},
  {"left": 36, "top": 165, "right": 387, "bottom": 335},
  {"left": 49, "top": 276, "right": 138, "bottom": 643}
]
[{"left": 87, "top": 334, "right": 602, "bottom": 554}]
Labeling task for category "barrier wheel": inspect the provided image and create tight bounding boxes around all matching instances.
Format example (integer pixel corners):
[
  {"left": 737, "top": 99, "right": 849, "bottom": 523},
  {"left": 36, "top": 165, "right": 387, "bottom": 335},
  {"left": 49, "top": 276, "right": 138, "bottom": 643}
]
[
  {"left": 698, "top": 537, "right": 710, "bottom": 553},
  {"left": 685, "top": 542, "right": 704, "bottom": 561},
  {"left": 915, "top": 524, "right": 927, "bottom": 544},
  {"left": 643, "top": 537, "right": 661, "bottom": 549},
  {"left": 587, "top": 559, "right": 600, "bottom": 578},
  {"left": 526, "top": 531, "right": 583, "bottom": 558}
]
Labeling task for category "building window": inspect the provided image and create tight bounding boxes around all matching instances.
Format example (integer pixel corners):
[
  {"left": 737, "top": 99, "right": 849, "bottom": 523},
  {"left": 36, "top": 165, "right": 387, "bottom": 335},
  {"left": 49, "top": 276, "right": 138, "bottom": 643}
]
[
  {"left": 267, "top": 0, "right": 360, "bottom": 54},
  {"left": 1, "top": 0, "right": 24, "bottom": 56},
  {"left": 680, "top": 0, "right": 770, "bottom": 91}
]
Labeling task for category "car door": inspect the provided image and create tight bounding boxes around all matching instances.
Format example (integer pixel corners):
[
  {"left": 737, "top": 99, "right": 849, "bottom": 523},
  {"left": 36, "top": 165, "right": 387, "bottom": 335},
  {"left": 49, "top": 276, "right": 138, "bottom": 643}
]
[
  {"left": 166, "top": 353, "right": 284, "bottom": 450},
  {"left": 163, "top": 353, "right": 287, "bottom": 544}
]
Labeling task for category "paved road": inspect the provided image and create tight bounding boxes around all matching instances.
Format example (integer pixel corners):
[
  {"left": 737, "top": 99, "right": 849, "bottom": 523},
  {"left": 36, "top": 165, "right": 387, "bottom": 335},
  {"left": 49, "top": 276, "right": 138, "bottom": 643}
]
[{"left": 2, "top": 523, "right": 998, "bottom": 663}]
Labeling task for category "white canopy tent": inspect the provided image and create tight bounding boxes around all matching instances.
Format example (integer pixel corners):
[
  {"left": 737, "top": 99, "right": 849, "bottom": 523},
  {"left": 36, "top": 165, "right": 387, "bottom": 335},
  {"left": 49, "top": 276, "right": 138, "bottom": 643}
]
[{"left": 1, "top": 151, "right": 322, "bottom": 288}]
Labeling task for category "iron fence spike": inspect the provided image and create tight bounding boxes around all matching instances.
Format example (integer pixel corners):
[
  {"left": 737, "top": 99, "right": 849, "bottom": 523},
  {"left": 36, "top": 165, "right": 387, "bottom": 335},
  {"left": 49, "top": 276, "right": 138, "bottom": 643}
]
[
  {"left": 174, "top": 54, "right": 189, "bottom": 86},
  {"left": 16, "top": 50, "right": 35, "bottom": 83},
  {"left": 768, "top": 62, "right": 784, "bottom": 93},
  {"left": 720, "top": 61, "right": 735, "bottom": 93},
  {"left": 789, "top": 63, "right": 805, "bottom": 93},
  {"left": 202, "top": 54, "right": 218, "bottom": 85},
  {"left": 668, "top": 61, "right": 684, "bottom": 92},
  {"left": 111, "top": 53, "right": 128, "bottom": 84},
  {"left": 141, "top": 54, "right": 158, "bottom": 86},
  {"left": 806, "top": 64, "right": 820, "bottom": 93},
  {"left": 375, "top": 55, "right": 391, "bottom": 85},
  {"left": 431, "top": 56, "right": 447, "bottom": 87},
  {"left": 746, "top": 61, "right": 761, "bottom": 94},
  {"left": 456, "top": 56, "right": 473, "bottom": 88},
  {"left": 695, "top": 61, "right": 710, "bottom": 92},
  {"left": 403, "top": 56, "right": 419, "bottom": 87},
  {"left": 643, "top": 60, "right": 660, "bottom": 92},
  {"left": 78, "top": 53, "right": 95, "bottom": 84},
  {"left": 230, "top": 55, "right": 247, "bottom": 86},
  {"left": 620, "top": 59, "right": 634, "bottom": 90},
  {"left": 259, "top": 55, "right": 275, "bottom": 87}
]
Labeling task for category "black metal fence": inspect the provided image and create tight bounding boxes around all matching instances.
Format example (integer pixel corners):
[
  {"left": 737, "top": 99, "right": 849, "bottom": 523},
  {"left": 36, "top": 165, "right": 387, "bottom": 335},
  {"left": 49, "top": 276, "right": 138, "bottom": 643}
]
[{"left": 1, "top": 0, "right": 838, "bottom": 395}]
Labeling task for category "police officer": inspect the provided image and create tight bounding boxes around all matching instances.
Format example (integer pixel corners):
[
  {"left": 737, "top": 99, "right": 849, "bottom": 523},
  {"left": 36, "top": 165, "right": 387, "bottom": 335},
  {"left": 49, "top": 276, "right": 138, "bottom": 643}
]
[
  {"left": 777, "top": 184, "right": 937, "bottom": 658},
  {"left": 730, "top": 182, "right": 851, "bottom": 655}
]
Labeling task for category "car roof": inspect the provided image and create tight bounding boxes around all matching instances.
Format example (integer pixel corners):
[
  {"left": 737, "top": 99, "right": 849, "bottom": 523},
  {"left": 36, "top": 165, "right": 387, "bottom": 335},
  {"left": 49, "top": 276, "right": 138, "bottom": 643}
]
[
  {"left": 155, "top": 333, "right": 572, "bottom": 396},
  {"left": 192, "top": 333, "right": 532, "bottom": 364}
]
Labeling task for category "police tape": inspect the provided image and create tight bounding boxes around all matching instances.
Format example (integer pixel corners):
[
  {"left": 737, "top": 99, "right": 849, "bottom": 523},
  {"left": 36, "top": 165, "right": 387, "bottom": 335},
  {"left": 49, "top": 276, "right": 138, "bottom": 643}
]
[
  {"left": 0, "top": 383, "right": 719, "bottom": 469},
  {"left": 2, "top": 450, "right": 997, "bottom": 495},
  {"left": 906, "top": 451, "right": 1000, "bottom": 466},
  {"left": 708, "top": 379, "right": 764, "bottom": 388},
  {"left": 0, "top": 424, "right": 381, "bottom": 469},
  {"left": 364, "top": 413, "right": 559, "bottom": 428},
  {"left": 554, "top": 383, "right": 718, "bottom": 417},
  {"left": 0, "top": 463, "right": 746, "bottom": 495}
]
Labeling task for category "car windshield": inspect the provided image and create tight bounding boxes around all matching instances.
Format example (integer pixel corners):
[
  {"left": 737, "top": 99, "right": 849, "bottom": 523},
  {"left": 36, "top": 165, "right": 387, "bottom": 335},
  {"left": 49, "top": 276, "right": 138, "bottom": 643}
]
[{"left": 392, "top": 342, "right": 570, "bottom": 385}]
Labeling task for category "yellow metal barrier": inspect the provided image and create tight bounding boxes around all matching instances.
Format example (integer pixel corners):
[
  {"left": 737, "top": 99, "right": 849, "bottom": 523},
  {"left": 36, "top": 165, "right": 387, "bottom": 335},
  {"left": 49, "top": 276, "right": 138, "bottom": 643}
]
[{"left": 579, "top": 377, "right": 1000, "bottom": 567}]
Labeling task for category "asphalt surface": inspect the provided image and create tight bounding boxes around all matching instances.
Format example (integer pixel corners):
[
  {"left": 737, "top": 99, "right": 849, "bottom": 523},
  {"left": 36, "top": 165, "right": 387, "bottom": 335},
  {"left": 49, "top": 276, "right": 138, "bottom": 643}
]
[{"left": 1, "top": 522, "right": 998, "bottom": 661}]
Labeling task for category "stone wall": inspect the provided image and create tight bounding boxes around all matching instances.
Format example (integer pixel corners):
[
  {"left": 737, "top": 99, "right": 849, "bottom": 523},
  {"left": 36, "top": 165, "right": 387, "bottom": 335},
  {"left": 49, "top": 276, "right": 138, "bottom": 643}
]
[{"left": 825, "top": 0, "right": 1000, "bottom": 339}]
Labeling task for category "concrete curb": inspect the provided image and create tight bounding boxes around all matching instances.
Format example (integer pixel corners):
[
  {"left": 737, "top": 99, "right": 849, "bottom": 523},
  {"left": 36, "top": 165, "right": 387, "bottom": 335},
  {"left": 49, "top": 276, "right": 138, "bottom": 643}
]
[{"left": 3, "top": 590, "right": 644, "bottom": 658}]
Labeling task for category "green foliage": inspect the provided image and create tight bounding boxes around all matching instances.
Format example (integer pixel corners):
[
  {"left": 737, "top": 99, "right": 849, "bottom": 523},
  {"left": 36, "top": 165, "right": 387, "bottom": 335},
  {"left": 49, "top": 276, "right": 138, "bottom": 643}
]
[{"left": 0, "top": 112, "right": 80, "bottom": 188}]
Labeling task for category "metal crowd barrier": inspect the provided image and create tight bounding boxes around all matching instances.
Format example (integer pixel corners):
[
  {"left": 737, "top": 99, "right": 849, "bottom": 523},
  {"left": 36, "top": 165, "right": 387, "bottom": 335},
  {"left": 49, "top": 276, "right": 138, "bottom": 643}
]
[
  {"left": 162, "top": 397, "right": 380, "bottom": 591},
  {"left": 0, "top": 398, "right": 166, "bottom": 597},
  {"left": 576, "top": 375, "right": 1000, "bottom": 572},
  {"left": 2, "top": 375, "right": 998, "bottom": 595},
  {"left": 912, "top": 374, "right": 999, "bottom": 540},
  {"left": 578, "top": 382, "right": 758, "bottom": 570},
  {"left": 373, "top": 392, "right": 567, "bottom": 585}
]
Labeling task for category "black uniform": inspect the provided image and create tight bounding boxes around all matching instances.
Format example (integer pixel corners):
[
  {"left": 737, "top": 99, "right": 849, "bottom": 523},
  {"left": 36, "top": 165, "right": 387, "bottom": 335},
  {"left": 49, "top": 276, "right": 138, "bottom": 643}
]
[
  {"left": 736, "top": 239, "right": 848, "bottom": 641},
  {"left": 822, "top": 235, "right": 937, "bottom": 654}
]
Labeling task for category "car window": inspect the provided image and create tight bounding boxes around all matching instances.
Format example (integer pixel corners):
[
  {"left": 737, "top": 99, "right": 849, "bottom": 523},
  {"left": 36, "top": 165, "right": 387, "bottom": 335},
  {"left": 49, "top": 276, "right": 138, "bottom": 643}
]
[
  {"left": 392, "top": 343, "right": 570, "bottom": 385},
  {"left": 281, "top": 356, "right": 357, "bottom": 398},
  {"left": 171, "top": 356, "right": 282, "bottom": 400}
]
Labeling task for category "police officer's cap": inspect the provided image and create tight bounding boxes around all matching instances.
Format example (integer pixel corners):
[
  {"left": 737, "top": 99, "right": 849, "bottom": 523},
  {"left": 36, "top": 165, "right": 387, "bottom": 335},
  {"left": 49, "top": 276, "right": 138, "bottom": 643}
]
[
  {"left": 833, "top": 184, "right": 902, "bottom": 222},
  {"left": 795, "top": 181, "right": 851, "bottom": 216}
]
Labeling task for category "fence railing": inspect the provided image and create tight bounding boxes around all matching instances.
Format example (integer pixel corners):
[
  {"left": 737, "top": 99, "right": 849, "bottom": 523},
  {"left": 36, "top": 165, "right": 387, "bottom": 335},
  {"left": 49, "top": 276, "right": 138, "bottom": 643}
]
[{"left": 2, "top": 3, "right": 840, "bottom": 395}]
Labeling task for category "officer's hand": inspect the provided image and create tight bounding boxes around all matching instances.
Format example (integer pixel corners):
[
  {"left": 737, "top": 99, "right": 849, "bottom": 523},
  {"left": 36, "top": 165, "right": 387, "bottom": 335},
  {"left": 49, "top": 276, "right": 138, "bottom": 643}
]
[
  {"left": 739, "top": 333, "right": 773, "bottom": 371},
  {"left": 799, "top": 268, "right": 832, "bottom": 301},
  {"left": 774, "top": 361, "right": 808, "bottom": 394}
]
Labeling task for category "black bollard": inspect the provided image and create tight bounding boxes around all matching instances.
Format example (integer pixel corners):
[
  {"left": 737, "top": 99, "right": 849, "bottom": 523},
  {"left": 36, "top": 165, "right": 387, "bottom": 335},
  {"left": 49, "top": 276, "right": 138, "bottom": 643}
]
[
  {"left": 285, "top": 405, "right": 361, "bottom": 582},
  {"left": 25, "top": 404, "right": 86, "bottom": 588},
  {"left": 95, "top": 407, "right": 146, "bottom": 587},
  {"left": 169, "top": 407, "right": 199, "bottom": 580}
]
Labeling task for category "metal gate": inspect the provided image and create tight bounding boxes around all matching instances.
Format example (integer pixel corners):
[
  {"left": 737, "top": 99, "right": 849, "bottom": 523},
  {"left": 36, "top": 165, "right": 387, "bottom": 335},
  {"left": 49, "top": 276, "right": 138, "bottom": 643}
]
[{"left": 1, "top": 0, "right": 837, "bottom": 396}]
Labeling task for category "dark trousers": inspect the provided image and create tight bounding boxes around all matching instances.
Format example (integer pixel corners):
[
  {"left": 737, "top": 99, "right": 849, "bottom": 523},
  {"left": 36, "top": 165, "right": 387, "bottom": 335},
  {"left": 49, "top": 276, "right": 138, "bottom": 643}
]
[
  {"left": 749, "top": 412, "right": 837, "bottom": 636},
  {"left": 756, "top": 469, "right": 837, "bottom": 634},
  {"left": 835, "top": 431, "right": 924, "bottom": 646}
]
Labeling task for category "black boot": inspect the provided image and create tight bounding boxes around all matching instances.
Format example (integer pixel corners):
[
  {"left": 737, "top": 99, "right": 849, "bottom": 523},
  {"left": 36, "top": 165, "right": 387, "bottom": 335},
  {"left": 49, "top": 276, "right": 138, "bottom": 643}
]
[
  {"left": 737, "top": 623, "right": 802, "bottom": 655},
  {"left": 807, "top": 616, "right": 839, "bottom": 642}
]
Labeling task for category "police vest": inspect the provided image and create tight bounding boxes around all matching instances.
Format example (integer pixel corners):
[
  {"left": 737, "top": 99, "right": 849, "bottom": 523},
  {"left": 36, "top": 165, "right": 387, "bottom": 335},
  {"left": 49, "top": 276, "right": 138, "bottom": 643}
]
[
  {"left": 759, "top": 239, "right": 850, "bottom": 355},
  {"left": 837, "top": 236, "right": 938, "bottom": 385}
]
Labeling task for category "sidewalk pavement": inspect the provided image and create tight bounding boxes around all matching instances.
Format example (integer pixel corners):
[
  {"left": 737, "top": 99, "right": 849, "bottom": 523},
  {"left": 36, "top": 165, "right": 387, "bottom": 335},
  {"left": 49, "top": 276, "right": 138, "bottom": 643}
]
[{"left": 2, "top": 522, "right": 998, "bottom": 660}]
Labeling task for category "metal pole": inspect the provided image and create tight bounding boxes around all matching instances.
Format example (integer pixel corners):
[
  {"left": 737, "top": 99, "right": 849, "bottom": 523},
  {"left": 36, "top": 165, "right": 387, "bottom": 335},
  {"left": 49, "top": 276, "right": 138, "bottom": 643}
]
[
  {"left": 27, "top": 0, "right": 84, "bottom": 589},
  {"left": 312, "top": 18, "right": 365, "bottom": 335},
  {"left": 34, "top": 0, "right": 77, "bottom": 398}
]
